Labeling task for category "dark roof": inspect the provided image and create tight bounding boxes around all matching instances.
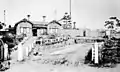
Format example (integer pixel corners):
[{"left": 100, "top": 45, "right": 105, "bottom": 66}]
[
  {"left": 31, "top": 21, "right": 48, "bottom": 25},
  {"left": 14, "top": 19, "right": 62, "bottom": 29},
  {"left": 48, "top": 20, "right": 62, "bottom": 26},
  {"left": 14, "top": 18, "right": 33, "bottom": 29},
  {"left": 14, "top": 19, "right": 49, "bottom": 29},
  {"left": 31, "top": 21, "right": 48, "bottom": 28},
  {"left": 33, "top": 24, "right": 47, "bottom": 28}
]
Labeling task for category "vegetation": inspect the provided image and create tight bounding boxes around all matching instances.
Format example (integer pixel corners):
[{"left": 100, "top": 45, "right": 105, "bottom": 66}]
[{"left": 104, "top": 17, "right": 120, "bottom": 38}]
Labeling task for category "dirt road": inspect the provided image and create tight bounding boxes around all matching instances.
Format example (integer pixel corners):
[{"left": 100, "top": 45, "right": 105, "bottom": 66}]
[{"left": 5, "top": 43, "right": 120, "bottom": 72}]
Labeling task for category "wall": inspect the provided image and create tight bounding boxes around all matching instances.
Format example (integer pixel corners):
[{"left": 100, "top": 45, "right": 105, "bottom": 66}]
[
  {"left": 57, "top": 28, "right": 104, "bottom": 38},
  {"left": 16, "top": 22, "right": 33, "bottom": 37},
  {"left": 37, "top": 28, "right": 47, "bottom": 36},
  {"left": 57, "top": 29, "right": 85, "bottom": 37},
  {"left": 47, "top": 23, "right": 62, "bottom": 34}
]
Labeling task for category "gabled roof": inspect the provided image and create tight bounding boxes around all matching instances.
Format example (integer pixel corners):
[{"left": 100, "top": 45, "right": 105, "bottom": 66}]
[
  {"left": 48, "top": 20, "right": 62, "bottom": 26},
  {"left": 14, "top": 18, "right": 33, "bottom": 29}
]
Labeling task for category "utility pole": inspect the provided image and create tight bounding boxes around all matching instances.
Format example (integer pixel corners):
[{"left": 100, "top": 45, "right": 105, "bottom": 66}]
[
  {"left": 69, "top": 0, "right": 71, "bottom": 18},
  {"left": 4, "top": 10, "right": 6, "bottom": 24},
  {"left": 69, "top": 0, "right": 72, "bottom": 29}
]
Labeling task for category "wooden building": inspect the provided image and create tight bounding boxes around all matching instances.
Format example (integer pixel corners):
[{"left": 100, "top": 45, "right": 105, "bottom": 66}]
[
  {"left": 14, "top": 18, "right": 33, "bottom": 37},
  {"left": 14, "top": 18, "right": 48, "bottom": 37},
  {"left": 47, "top": 20, "right": 62, "bottom": 35},
  {"left": 32, "top": 21, "right": 48, "bottom": 36}
]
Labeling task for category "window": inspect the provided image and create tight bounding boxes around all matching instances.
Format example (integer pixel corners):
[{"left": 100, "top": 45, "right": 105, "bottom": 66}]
[
  {"left": 20, "top": 28, "right": 23, "bottom": 33},
  {"left": 27, "top": 28, "right": 30, "bottom": 33}
]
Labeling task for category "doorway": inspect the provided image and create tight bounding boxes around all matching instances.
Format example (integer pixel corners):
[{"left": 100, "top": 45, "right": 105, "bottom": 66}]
[
  {"left": 33, "top": 29, "right": 37, "bottom": 36},
  {"left": 83, "top": 30, "right": 86, "bottom": 37}
]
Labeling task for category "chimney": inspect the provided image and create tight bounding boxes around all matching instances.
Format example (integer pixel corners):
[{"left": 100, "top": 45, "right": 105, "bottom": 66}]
[
  {"left": 27, "top": 15, "right": 31, "bottom": 21},
  {"left": 43, "top": 16, "right": 46, "bottom": 22},
  {"left": 73, "top": 22, "right": 76, "bottom": 29}
]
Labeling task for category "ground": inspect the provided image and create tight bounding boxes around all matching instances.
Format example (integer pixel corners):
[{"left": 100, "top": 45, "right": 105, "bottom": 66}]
[{"left": 5, "top": 39, "right": 120, "bottom": 72}]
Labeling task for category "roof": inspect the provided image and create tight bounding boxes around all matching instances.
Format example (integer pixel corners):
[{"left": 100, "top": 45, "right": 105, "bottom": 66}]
[
  {"left": 33, "top": 24, "right": 47, "bottom": 28},
  {"left": 31, "top": 21, "right": 48, "bottom": 28},
  {"left": 14, "top": 19, "right": 62, "bottom": 29},
  {"left": 14, "top": 19, "right": 49, "bottom": 29},
  {"left": 48, "top": 20, "right": 62, "bottom": 26},
  {"left": 14, "top": 18, "right": 33, "bottom": 29},
  {"left": 31, "top": 21, "right": 48, "bottom": 25}
]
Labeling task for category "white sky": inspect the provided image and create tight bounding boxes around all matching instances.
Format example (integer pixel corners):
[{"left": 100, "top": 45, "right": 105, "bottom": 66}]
[{"left": 0, "top": 0, "right": 120, "bottom": 29}]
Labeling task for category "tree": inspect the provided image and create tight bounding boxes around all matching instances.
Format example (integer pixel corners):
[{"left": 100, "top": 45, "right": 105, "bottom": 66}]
[
  {"left": 104, "top": 18, "right": 115, "bottom": 39},
  {"left": 104, "top": 17, "right": 120, "bottom": 39},
  {"left": 109, "top": 17, "right": 120, "bottom": 30},
  {"left": 104, "top": 21, "right": 114, "bottom": 29}
]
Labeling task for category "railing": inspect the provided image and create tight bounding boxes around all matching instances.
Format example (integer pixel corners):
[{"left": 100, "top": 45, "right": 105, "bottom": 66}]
[{"left": 35, "top": 36, "right": 70, "bottom": 46}]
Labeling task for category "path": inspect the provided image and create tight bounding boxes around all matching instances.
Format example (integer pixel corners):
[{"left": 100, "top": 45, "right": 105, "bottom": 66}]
[{"left": 10, "top": 37, "right": 37, "bottom": 63}]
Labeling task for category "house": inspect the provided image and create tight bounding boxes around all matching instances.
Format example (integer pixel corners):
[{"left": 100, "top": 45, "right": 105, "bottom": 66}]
[
  {"left": 14, "top": 18, "right": 33, "bottom": 37},
  {"left": 14, "top": 18, "right": 48, "bottom": 37},
  {"left": 47, "top": 20, "right": 62, "bottom": 35}
]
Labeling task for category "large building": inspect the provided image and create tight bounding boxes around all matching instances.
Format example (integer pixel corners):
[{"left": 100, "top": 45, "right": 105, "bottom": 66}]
[
  {"left": 14, "top": 14, "right": 105, "bottom": 38},
  {"left": 31, "top": 21, "right": 48, "bottom": 36},
  {"left": 14, "top": 18, "right": 48, "bottom": 37},
  {"left": 14, "top": 18, "right": 63, "bottom": 37},
  {"left": 14, "top": 18, "right": 33, "bottom": 37}
]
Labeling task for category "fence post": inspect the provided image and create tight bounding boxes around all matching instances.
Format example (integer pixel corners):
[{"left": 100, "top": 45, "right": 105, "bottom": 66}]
[
  {"left": 92, "top": 44, "right": 95, "bottom": 61},
  {"left": 17, "top": 42, "right": 23, "bottom": 61},
  {"left": 92, "top": 42, "right": 99, "bottom": 64},
  {"left": 94, "top": 42, "right": 99, "bottom": 64},
  {"left": 4, "top": 43, "right": 8, "bottom": 60}
]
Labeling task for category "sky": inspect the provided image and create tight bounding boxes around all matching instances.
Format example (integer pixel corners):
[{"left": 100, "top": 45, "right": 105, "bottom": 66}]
[{"left": 0, "top": 0, "right": 120, "bottom": 29}]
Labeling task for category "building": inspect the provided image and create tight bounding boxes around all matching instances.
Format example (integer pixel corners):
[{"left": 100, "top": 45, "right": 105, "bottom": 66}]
[
  {"left": 14, "top": 18, "right": 33, "bottom": 37},
  {"left": 31, "top": 21, "right": 48, "bottom": 36},
  {"left": 47, "top": 20, "right": 62, "bottom": 35},
  {"left": 58, "top": 12, "right": 72, "bottom": 29},
  {"left": 14, "top": 18, "right": 48, "bottom": 37}
]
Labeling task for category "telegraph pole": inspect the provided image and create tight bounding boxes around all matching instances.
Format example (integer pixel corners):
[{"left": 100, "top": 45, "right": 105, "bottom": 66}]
[
  {"left": 69, "top": 0, "right": 71, "bottom": 18},
  {"left": 4, "top": 10, "right": 6, "bottom": 24}
]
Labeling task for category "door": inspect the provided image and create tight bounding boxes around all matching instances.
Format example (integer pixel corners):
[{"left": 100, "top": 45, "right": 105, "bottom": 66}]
[{"left": 33, "top": 29, "right": 37, "bottom": 36}]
